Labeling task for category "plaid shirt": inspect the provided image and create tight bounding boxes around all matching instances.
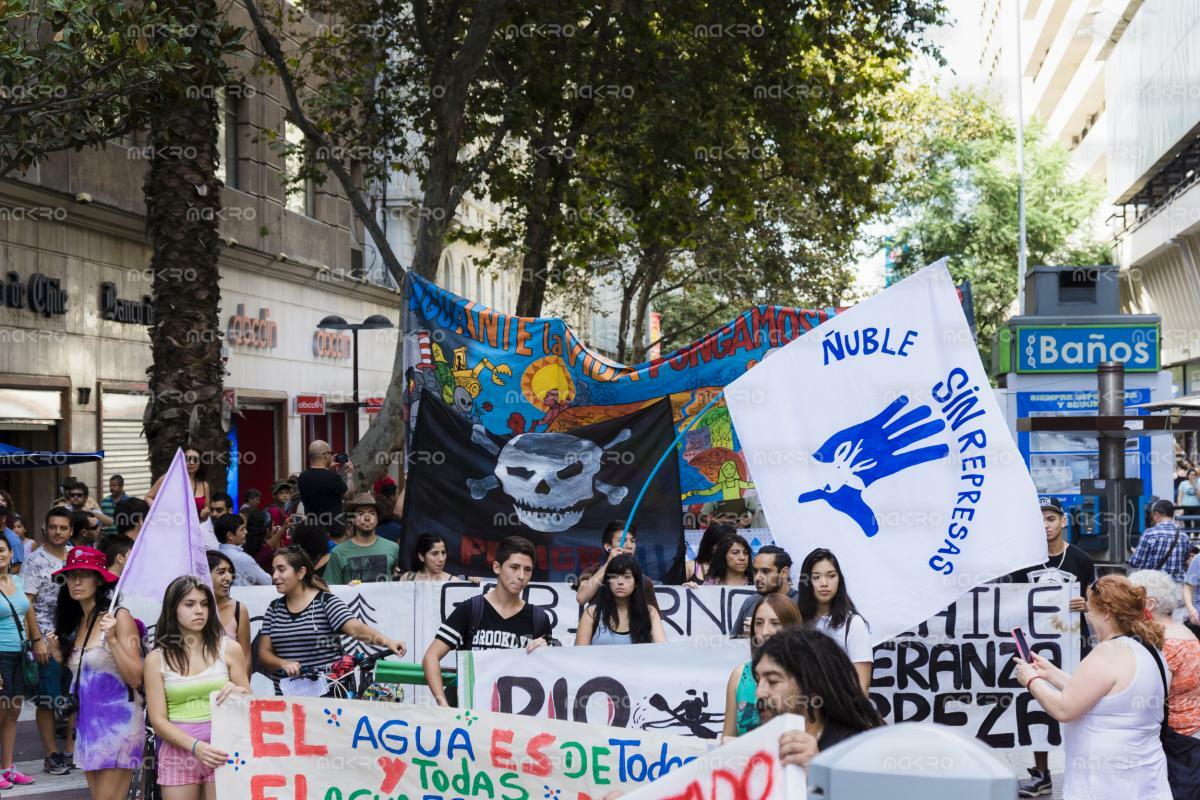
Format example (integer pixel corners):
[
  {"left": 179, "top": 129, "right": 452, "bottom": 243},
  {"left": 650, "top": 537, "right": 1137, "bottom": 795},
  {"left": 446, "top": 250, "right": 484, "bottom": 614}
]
[{"left": 1129, "top": 521, "right": 1193, "bottom": 582}]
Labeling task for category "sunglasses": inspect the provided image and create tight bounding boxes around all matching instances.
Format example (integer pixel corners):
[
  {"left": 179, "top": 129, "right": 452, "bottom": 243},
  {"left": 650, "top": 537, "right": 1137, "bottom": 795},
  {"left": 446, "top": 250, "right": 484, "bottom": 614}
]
[
  {"left": 186, "top": 457, "right": 200, "bottom": 464},
  {"left": 68, "top": 493, "right": 84, "bottom": 499}
]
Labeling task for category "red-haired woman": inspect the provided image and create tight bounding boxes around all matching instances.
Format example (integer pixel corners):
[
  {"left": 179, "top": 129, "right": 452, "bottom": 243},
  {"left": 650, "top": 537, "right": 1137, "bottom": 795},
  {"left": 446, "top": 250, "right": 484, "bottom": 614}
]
[{"left": 1014, "top": 574, "right": 1171, "bottom": 800}]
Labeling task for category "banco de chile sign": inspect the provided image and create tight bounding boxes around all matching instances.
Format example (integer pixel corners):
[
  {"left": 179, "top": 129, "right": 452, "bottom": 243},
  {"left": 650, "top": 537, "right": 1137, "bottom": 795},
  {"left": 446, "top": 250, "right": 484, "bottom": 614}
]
[{"left": 1016, "top": 325, "right": 1159, "bottom": 373}]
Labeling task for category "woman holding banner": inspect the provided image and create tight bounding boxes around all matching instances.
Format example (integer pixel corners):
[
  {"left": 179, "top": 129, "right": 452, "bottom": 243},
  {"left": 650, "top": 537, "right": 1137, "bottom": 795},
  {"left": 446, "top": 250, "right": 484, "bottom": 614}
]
[
  {"left": 257, "top": 546, "right": 406, "bottom": 694},
  {"left": 722, "top": 593, "right": 801, "bottom": 740},
  {"left": 702, "top": 533, "right": 752, "bottom": 587},
  {"left": 574, "top": 555, "right": 666, "bottom": 646},
  {"left": 1014, "top": 575, "right": 1171, "bottom": 800},
  {"left": 144, "top": 576, "right": 250, "bottom": 797},
  {"left": 796, "top": 548, "right": 872, "bottom": 694}
]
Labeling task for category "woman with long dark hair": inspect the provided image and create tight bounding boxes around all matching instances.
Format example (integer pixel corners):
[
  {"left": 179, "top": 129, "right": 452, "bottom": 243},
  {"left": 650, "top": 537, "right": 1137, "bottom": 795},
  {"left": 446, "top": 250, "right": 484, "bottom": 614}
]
[
  {"left": 256, "top": 546, "right": 406, "bottom": 694},
  {"left": 396, "top": 533, "right": 459, "bottom": 582},
  {"left": 51, "top": 546, "right": 144, "bottom": 799},
  {"left": 753, "top": 626, "right": 884, "bottom": 768},
  {"left": 797, "top": 548, "right": 872, "bottom": 693},
  {"left": 723, "top": 593, "right": 801, "bottom": 740},
  {"left": 575, "top": 555, "right": 666, "bottom": 645},
  {"left": 144, "top": 576, "right": 250, "bottom": 798},
  {"left": 288, "top": 524, "right": 331, "bottom": 576},
  {"left": 146, "top": 447, "right": 210, "bottom": 520},
  {"left": 685, "top": 522, "right": 735, "bottom": 585},
  {"left": 206, "top": 551, "right": 252, "bottom": 663},
  {"left": 703, "top": 534, "right": 751, "bottom": 587}
]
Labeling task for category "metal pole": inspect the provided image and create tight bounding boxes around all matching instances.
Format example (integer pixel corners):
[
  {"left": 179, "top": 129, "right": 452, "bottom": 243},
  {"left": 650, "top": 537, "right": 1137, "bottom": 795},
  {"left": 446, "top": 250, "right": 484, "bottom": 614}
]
[
  {"left": 1014, "top": 0, "right": 1029, "bottom": 315},
  {"left": 351, "top": 327, "right": 360, "bottom": 446},
  {"left": 1097, "top": 361, "right": 1125, "bottom": 480}
]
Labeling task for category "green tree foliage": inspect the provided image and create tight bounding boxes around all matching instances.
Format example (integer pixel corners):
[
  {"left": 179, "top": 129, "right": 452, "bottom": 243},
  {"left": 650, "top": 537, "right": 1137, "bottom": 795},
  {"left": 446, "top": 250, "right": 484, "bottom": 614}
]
[
  {"left": 0, "top": 0, "right": 240, "bottom": 176},
  {"left": 881, "top": 85, "right": 1112, "bottom": 367}
]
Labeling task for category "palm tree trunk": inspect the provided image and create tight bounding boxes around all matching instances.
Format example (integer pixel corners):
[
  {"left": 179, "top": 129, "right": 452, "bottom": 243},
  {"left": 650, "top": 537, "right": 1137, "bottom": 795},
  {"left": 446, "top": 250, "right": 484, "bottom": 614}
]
[{"left": 142, "top": 0, "right": 228, "bottom": 490}]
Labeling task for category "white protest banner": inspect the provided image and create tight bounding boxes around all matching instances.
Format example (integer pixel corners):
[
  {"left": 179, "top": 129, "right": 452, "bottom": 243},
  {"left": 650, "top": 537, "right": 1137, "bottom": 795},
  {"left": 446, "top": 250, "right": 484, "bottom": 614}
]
[
  {"left": 422, "top": 582, "right": 759, "bottom": 647},
  {"left": 234, "top": 583, "right": 420, "bottom": 696},
  {"left": 618, "top": 715, "right": 805, "bottom": 800},
  {"left": 464, "top": 639, "right": 747, "bottom": 740},
  {"left": 212, "top": 693, "right": 711, "bottom": 800},
  {"left": 869, "top": 582, "right": 1080, "bottom": 750},
  {"left": 726, "top": 261, "right": 1046, "bottom": 643}
]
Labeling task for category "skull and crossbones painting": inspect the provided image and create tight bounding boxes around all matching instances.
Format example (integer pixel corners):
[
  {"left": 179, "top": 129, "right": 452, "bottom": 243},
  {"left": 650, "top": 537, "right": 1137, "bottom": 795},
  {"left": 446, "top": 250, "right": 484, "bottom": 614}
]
[{"left": 466, "top": 426, "right": 632, "bottom": 532}]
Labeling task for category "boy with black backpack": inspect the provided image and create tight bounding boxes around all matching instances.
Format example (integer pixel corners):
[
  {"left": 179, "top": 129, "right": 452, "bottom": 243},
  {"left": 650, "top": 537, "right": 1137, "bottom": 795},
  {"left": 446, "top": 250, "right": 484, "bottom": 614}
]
[{"left": 422, "top": 536, "right": 554, "bottom": 707}]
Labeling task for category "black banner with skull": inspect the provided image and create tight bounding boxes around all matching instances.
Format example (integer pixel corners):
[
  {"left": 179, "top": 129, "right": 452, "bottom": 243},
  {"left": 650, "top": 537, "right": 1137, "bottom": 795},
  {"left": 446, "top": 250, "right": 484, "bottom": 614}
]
[{"left": 402, "top": 390, "right": 686, "bottom": 583}]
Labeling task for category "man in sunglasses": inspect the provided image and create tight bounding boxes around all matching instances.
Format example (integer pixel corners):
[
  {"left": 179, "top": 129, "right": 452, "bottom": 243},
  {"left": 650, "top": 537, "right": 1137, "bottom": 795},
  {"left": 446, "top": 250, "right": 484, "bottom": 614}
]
[{"left": 62, "top": 481, "right": 112, "bottom": 529}]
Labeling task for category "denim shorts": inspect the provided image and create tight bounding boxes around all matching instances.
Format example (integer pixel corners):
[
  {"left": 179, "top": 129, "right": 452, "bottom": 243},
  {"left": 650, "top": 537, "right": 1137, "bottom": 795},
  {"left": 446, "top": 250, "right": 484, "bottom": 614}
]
[
  {"left": 32, "top": 656, "right": 67, "bottom": 710},
  {"left": 0, "top": 651, "right": 25, "bottom": 700}
]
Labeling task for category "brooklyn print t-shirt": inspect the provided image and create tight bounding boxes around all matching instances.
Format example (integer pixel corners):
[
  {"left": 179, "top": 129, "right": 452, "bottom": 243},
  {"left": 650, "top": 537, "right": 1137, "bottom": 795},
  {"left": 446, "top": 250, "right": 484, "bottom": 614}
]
[{"left": 435, "top": 598, "right": 536, "bottom": 651}]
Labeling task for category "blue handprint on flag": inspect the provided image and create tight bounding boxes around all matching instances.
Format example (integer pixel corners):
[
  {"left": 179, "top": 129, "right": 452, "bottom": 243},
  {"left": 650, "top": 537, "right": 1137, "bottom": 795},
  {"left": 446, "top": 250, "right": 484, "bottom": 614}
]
[{"left": 798, "top": 395, "right": 950, "bottom": 537}]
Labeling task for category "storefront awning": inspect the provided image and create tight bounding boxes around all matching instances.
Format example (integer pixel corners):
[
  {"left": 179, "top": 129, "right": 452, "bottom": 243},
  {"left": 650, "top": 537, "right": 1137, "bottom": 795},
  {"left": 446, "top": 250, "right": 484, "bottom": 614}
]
[{"left": 0, "top": 442, "right": 104, "bottom": 469}]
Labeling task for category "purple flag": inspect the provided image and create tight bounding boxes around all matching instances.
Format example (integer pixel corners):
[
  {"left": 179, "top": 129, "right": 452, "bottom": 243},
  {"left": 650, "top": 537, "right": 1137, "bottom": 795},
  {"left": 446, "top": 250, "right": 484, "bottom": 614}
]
[{"left": 113, "top": 448, "right": 212, "bottom": 630}]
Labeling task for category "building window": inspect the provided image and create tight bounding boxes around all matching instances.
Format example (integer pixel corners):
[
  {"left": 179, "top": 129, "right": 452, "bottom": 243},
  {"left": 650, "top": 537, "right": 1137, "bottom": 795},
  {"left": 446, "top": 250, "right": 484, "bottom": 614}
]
[
  {"left": 283, "top": 120, "right": 314, "bottom": 217},
  {"left": 475, "top": 265, "right": 483, "bottom": 303},
  {"left": 459, "top": 262, "right": 468, "bottom": 298},
  {"left": 439, "top": 254, "right": 453, "bottom": 289},
  {"left": 215, "top": 86, "right": 240, "bottom": 189},
  {"left": 490, "top": 276, "right": 497, "bottom": 309}
]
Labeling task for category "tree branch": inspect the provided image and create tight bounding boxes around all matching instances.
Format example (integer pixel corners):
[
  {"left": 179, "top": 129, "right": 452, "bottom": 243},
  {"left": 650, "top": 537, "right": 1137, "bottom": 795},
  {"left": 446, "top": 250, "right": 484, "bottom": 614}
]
[{"left": 242, "top": 0, "right": 407, "bottom": 283}]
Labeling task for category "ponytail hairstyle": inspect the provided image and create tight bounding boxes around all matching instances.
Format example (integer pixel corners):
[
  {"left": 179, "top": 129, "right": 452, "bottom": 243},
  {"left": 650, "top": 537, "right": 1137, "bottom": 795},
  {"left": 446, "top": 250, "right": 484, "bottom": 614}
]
[
  {"left": 1089, "top": 574, "right": 1165, "bottom": 649},
  {"left": 272, "top": 545, "right": 329, "bottom": 592}
]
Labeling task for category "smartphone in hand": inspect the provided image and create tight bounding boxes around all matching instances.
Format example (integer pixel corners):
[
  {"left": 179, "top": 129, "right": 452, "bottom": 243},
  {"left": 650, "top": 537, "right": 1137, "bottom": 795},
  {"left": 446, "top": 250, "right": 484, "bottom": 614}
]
[{"left": 1011, "top": 627, "right": 1034, "bottom": 663}]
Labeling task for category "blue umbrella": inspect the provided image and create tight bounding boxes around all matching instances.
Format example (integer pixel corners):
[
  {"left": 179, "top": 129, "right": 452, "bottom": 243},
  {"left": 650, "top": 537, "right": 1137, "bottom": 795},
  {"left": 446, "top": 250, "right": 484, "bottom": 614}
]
[{"left": 0, "top": 441, "right": 104, "bottom": 469}]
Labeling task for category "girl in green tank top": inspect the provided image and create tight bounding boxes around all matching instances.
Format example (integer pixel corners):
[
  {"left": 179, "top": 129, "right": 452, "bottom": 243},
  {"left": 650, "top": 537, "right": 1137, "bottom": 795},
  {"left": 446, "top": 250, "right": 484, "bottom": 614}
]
[{"left": 143, "top": 576, "right": 251, "bottom": 795}]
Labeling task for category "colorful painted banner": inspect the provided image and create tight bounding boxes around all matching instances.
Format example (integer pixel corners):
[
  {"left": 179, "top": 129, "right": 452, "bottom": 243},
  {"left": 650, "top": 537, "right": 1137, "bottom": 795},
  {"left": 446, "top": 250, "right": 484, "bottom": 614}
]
[
  {"left": 211, "top": 693, "right": 712, "bottom": 800},
  {"left": 402, "top": 272, "right": 840, "bottom": 527},
  {"left": 618, "top": 715, "right": 805, "bottom": 800},
  {"left": 726, "top": 262, "right": 1046, "bottom": 644},
  {"left": 463, "top": 640, "right": 749, "bottom": 740},
  {"left": 870, "top": 582, "right": 1080, "bottom": 750}
]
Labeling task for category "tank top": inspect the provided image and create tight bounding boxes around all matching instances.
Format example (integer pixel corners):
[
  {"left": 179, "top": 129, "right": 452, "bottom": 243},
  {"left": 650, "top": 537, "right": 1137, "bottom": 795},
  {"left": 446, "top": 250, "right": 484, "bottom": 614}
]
[
  {"left": 734, "top": 661, "right": 760, "bottom": 735},
  {"left": 161, "top": 639, "right": 230, "bottom": 723},
  {"left": 1062, "top": 637, "right": 1171, "bottom": 799},
  {"left": 591, "top": 615, "right": 633, "bottom": 646},
  {"left": 1164, "top": 635, "right": 1200, "bottom": 736}
]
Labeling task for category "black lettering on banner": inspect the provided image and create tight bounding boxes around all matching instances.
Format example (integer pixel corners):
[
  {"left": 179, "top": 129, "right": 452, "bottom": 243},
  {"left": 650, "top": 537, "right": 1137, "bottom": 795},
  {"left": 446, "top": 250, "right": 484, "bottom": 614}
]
[
  {"left": 961, "top": 641, "right": 996, "bottom": 690},
  {"left": 893, "top": 692, "right": 931, "bottom": 723},
  {"left": 496, "top": 676, "right": 544, "bottom": 715},
  {"left": 962, "top": 585, "right": 990, "bottom": 639},
  {"left": 933, "top": 692, "right": 971, "bottom": 727},
  {"left": 976, "top": 693, "right": 1014, "bottom": 748},
  {"left": 869, "top": 645, "right": 895, "bottom": 688},
  {"left": 654, "top": 588, "right": 683, "bottom": 636},
  {"left": 687, "top": 589, "right": 725, "bottom": 635},
  {"left": 1028, "top": 585, "right": 1061, "bottom": 638},
  {"left": 928, "top": 643, "right": 962, "bottom": 691},
  {"left": 1017, "top": 690, "right": 1061, "bottom": 747},
  {"left": 897, "top": 642, "right": 931, "bottom": 690},
  {"left": 573, "top": 677, "right": 630, "bottom": 727}
]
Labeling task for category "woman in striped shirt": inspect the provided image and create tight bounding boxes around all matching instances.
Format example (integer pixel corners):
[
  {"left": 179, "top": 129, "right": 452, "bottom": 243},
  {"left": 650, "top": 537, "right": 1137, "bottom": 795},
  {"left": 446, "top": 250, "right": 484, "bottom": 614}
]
[{"left": 256, "top": 547, "right": 405, "bottom": 693}]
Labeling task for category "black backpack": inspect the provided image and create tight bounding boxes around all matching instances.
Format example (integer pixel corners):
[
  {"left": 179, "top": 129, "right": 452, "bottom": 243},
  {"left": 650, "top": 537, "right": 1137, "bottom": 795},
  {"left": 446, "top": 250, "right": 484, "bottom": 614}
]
[{"left": 466, "top": 593, "right": 556, "bottom": 648}]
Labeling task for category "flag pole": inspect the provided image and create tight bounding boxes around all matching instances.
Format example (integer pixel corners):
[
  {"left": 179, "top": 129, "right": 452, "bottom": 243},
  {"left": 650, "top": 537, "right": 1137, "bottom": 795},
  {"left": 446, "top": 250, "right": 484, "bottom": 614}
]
[{"left": 621, "top": 391, "right": 726, "bottom": 547}]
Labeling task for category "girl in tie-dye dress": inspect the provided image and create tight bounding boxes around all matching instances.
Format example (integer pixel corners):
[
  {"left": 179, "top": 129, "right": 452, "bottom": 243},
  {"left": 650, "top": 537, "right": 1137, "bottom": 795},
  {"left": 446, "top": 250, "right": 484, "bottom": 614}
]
[{"left": 52, "top": 546, "right": 145, "bottom": 799}]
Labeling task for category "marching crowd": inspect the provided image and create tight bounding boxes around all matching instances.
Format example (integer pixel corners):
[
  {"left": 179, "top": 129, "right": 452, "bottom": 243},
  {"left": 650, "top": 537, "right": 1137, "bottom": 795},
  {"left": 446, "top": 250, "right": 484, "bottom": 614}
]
[{"left": 0, "top": 440, "right": 1198, "bottom": 798}]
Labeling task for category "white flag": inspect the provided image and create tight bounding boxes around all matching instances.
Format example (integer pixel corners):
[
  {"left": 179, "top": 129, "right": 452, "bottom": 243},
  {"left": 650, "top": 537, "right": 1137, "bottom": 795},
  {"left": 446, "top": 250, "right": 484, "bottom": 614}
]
[{"left": 726, "top": 261, "right": 1046, "bottom": 644}]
